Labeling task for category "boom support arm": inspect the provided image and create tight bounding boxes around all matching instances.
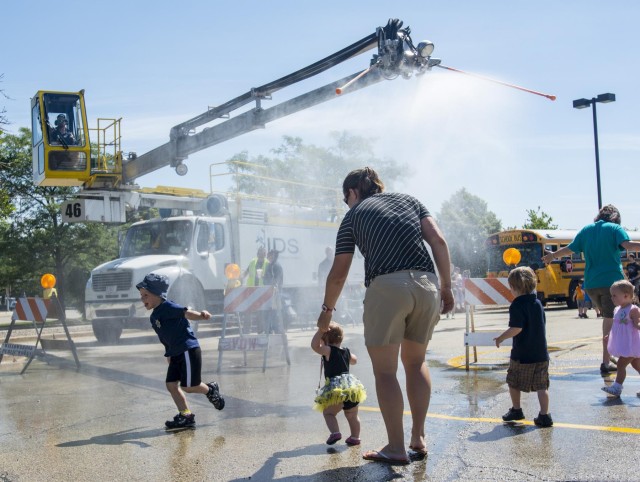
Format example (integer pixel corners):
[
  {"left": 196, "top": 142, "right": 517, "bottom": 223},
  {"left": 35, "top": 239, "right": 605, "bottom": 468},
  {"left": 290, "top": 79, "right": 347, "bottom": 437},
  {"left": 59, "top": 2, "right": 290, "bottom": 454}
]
[{"left": 123, "top": 18, "right": 438, "bottom": 183}]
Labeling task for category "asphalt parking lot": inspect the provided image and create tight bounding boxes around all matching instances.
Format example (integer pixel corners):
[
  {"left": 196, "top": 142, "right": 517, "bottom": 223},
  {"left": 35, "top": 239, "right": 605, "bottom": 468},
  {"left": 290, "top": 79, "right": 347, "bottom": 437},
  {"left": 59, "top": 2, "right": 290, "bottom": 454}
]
[{"left": 1, "top": 305, "right": 639, "bottom": 481}]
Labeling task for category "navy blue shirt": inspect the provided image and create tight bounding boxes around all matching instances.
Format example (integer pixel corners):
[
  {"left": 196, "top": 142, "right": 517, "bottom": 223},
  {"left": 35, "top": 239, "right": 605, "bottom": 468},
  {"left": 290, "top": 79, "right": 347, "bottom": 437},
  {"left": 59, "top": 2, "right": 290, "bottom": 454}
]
[
  {"left": 509, "top": 293, "right": 549, "bottom": 363},
  {"left": 150, "top": 299, "right": 200, "bottom": 357}
]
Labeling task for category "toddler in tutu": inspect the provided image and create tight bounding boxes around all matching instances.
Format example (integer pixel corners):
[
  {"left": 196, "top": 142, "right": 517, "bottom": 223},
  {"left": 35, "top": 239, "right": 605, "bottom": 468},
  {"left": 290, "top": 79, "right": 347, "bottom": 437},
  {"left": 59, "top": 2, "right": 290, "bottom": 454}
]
[
  {"left": 601, "top": 280, "right": 640, "bottom": 398},
  {"left": 311, "top": 321, "right": 366, "bottom": 446}
]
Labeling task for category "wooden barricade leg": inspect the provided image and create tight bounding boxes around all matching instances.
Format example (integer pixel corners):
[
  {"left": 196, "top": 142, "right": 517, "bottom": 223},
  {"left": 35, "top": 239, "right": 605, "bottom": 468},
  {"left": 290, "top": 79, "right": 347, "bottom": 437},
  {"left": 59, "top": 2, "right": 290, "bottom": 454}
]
[
  {"left": 471, "top": 306, "right": 478, "bottom": 364},
  {"left": 465, "top": 305, "right": 470, "bottom": 371},
  {"left": 55, "top": 297, "right": 80, "bottom": 370}
]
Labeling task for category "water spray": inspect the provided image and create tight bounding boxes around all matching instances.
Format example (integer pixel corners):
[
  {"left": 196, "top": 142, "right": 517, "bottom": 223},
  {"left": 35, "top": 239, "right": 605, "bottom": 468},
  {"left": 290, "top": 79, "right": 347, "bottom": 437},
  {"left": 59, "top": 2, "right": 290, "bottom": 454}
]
[{"left": 436, "top": 65, "right": 557, "bottom": 101}]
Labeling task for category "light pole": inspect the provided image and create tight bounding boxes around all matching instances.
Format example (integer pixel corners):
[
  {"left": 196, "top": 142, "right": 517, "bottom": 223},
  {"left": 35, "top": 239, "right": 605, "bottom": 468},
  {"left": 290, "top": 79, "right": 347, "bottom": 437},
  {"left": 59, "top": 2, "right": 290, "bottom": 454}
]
[{"left": 573, "top": 93, "right": 616, "bottom": 210}]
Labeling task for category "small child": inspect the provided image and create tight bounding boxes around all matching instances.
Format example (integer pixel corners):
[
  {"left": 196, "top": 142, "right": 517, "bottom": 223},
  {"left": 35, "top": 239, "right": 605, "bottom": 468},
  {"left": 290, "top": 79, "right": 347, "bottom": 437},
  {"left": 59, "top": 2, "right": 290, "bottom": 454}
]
[
  {"left": 136, "top": 273, "right": 225, "bottom": 430},
  {"left": 311, "top": 321, "right": 366, "bottom": 446},
  {"left": 494, "top": 266, "right": 553, "bottom": 427},
  {"left": 601, "top": 280, "right": 640, "bottom": 398},
  {"left": 574, "top": 279, "right": 588, "bottom": 318}
]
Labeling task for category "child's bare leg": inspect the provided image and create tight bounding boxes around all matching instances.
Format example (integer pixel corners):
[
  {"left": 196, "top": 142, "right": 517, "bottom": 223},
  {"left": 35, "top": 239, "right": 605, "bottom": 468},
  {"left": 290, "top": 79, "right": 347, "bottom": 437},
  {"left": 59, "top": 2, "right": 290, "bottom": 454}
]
[
  {"left": 614, "top": 357, "right": 632, "bottom": 385},
  {"left": 166, "top": 381, "right": 188, "bottom": 412},
  {"left": 536, "top": 389, "right": 550, "bottom": 414},
  {"left": 182, "top": 382, "right": 209, "bottom": 395},
  {"left": 508, "top": 386, "right": 522, "bottom": 409},
  {"left": 343, "top": 406, "right": 360, "bottom": 439},
  {"left": 323, "top": 405, "right": 342, "bottom": 434},
  {"left": 630, "top": 357, "right": 640, "bottom": 374}
]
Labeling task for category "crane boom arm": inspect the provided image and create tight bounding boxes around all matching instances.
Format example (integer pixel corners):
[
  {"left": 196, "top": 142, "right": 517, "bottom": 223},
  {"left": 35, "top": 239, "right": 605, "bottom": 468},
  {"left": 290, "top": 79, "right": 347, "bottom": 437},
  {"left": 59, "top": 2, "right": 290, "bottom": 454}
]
[{"left": 122, "top": 18, "right": 438, "bottom": 184}]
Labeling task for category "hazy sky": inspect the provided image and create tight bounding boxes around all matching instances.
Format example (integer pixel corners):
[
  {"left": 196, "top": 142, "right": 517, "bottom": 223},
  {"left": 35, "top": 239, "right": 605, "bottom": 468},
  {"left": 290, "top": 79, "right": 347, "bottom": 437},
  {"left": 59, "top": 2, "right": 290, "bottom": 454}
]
[{"left": 3, "top": 1, "right": 639, "bottom": 230}]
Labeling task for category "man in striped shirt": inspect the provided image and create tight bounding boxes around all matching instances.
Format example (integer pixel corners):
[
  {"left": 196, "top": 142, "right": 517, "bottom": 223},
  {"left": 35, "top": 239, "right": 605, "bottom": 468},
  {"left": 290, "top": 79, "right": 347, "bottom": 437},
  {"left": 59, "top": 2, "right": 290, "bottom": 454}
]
[{"left": 317, "top": 167, "right": 454, "bottom": 464}]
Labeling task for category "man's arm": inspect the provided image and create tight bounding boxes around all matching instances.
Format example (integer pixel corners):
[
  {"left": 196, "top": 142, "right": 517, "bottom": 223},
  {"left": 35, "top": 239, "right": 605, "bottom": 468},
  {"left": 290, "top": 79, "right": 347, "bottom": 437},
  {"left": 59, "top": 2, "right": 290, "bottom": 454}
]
[
  {"left": 317, "top": 252, "right": 353, "bottom": 332},
  {"left": 421, "top": 216, "right": 454, "bottom": 314},
  {"left": 542, "top": 246, "right": 574, "bottom": 265}
]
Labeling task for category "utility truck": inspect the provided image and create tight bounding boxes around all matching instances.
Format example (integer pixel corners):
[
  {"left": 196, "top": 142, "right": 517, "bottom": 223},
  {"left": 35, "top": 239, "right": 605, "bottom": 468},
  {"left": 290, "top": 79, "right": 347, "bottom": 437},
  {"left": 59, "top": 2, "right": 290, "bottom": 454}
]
[{"left": 31, "top": 19, "right": 439, "bottom": 342}]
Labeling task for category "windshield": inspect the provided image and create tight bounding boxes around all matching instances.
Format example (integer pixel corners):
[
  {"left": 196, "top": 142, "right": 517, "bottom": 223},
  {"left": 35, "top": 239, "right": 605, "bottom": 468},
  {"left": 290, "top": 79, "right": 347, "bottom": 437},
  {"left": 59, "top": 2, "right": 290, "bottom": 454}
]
[
  {"left": 487, "top": 243, "right": 544, "bottom": 272},
  {"left": 121, "top": 220, "right": 193, "bottom": 257}
]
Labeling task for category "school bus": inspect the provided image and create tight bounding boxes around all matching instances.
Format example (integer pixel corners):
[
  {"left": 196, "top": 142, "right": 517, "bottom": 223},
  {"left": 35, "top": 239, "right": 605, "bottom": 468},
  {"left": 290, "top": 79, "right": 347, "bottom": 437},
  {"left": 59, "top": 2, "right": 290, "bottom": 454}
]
[{"left": 485, "top": 229, "right": 640, "bottom": 308}]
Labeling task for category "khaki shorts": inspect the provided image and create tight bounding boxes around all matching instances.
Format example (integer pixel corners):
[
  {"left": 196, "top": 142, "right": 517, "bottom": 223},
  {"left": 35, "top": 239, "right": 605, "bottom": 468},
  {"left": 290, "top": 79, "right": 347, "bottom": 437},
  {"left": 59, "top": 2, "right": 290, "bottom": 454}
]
[
  {"left": 506, "top": 359, "right": 549, "bottom": 393},
  {"left": 585, "top": 287, "right": 615, "bottom": 318},
  {"left": 362, "top": 270, "right": 440, "bottom": 346}
]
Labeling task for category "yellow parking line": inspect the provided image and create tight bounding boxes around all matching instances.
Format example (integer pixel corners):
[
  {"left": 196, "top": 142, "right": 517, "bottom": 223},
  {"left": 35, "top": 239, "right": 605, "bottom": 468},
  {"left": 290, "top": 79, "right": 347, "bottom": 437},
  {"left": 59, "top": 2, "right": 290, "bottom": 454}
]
[{"left": 359, "top": 406, "right": 640, "bottom": 434}]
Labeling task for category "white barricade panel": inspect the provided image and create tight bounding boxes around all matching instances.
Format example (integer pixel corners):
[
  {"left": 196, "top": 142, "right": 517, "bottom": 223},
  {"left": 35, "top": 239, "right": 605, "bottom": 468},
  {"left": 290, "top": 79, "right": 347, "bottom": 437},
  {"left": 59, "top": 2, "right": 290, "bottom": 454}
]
[
  {"left": 464, "top": 278, "right": 514, "bottom": 306},
  {"left": 223, "top": 287, "right": 275, "bottom": 313}
]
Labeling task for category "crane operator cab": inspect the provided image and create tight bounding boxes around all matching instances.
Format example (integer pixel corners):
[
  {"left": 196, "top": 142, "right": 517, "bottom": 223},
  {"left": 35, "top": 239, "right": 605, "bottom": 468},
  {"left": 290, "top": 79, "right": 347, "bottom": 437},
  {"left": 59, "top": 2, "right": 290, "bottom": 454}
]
[{"left": 31, "top": 90, "right": 91, "bottom": 186}]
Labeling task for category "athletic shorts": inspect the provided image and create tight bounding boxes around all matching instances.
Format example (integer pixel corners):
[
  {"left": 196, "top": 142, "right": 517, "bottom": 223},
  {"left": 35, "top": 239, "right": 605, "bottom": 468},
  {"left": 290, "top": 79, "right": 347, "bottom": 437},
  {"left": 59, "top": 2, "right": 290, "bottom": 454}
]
[
  {"left": 363, "top": 270, "right": 440, "bottom": 346},
  {"left": 343, "top": 401, "right": 359, "bottom": 410},
  {"left": 506, "top": 359, "right": 549, "bottom": 393},
  {"left": 166, "top": 347, "right": 203, "bottom": 387},
  {"left": 585, "top": 287, "right": 615, "bottom": 318}
]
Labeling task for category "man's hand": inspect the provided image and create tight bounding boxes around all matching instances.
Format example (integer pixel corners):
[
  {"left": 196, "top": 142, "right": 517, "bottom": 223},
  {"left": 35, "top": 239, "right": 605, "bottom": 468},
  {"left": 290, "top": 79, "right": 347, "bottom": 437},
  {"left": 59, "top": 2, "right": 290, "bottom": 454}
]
[
  {"left": 440, "top": 286, "right": 455, "bottom": 314},
  {"left": 494, "top": 336, "right": 502, "bottom": 348},
  {"left": 317, "top": 311, "right": 332, "bottom": 332}
]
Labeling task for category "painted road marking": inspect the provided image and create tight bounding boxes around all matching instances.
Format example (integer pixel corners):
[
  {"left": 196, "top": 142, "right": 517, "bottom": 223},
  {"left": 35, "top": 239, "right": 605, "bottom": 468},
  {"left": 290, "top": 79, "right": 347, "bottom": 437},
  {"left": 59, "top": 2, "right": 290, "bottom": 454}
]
[{"left": 359, "top": 406, "right": 640, "bottom": 434}]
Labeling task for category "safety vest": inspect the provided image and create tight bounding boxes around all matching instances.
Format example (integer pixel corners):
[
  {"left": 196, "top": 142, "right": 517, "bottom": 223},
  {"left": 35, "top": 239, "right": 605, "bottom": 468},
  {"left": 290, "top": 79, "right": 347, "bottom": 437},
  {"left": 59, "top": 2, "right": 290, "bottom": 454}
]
[{"left": 246, "top": 258, "right": 269, "bottom": 286}]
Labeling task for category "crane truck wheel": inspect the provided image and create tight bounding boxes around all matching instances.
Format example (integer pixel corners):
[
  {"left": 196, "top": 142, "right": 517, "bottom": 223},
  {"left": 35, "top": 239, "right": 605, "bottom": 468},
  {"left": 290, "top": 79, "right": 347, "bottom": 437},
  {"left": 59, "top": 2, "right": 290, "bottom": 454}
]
[{"left": 92, "top": 319, "right": 124, "bottom": 345}]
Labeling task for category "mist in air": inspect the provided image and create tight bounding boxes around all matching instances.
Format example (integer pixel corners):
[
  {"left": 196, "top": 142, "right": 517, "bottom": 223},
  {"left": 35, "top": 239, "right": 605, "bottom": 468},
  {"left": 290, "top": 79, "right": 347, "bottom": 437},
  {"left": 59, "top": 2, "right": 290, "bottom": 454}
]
[{"left": 266, "top": 70, "right": 533, "bottom": 226}]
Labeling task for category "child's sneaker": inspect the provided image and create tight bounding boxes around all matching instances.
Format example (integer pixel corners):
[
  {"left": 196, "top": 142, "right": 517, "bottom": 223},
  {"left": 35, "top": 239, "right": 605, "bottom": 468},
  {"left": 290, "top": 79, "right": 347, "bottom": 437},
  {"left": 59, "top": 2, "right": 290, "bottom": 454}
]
[
  {"left": 601, "top": 384, "right": 622, "bottom": 397},
  {"left": 533, "top": 413, "right": 553, "bottom": 427},
  {"left": 502, "top": 407, "right": 525, "bottom": 422},
  {"left": 165, "top": 412, "right": 195, "bottom": 431},
  {"left": 206, "top": 382, "right": 225, "bottom": 410}
]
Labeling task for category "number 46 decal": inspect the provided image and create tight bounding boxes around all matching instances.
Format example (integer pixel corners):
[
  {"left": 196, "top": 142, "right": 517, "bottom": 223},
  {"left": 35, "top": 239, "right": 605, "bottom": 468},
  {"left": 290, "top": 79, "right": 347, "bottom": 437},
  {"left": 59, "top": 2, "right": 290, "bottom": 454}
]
[{"left": 65, "top": 202, "right": 82, "bottom": 218}]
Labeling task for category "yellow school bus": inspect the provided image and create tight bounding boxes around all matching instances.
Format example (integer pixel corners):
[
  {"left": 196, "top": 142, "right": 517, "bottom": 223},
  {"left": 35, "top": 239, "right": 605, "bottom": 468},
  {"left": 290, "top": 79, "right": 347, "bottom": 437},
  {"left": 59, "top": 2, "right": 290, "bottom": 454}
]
[{"left": 485, "top": 229, "right": 640, "bottom": 308}]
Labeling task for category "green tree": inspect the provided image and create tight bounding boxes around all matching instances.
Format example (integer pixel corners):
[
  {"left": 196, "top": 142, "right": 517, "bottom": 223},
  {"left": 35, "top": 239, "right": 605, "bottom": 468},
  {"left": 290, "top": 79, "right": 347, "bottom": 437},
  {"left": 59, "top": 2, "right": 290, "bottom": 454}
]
[
  {"left": 522, "top": 206, "right": 558, "bottom": 230},
  {"left": 226, "top": 132, "right": 408, "bottom": 206},
  {"left": 0, "top": 128, "right": 118, "bottom": 310},
  {"left": 437, "top": 188, "right": 502, "bottom": 277}
]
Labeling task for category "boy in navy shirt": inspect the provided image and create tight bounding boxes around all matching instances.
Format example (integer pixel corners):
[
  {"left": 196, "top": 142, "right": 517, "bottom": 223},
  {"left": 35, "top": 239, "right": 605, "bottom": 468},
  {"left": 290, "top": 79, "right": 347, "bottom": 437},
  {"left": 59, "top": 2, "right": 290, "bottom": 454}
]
[
  {"left": 137, "top": 273, "right": 225, "bottom": 430},
  {"left": 494, "top": 266, "right": 552, "bottom": 427}
]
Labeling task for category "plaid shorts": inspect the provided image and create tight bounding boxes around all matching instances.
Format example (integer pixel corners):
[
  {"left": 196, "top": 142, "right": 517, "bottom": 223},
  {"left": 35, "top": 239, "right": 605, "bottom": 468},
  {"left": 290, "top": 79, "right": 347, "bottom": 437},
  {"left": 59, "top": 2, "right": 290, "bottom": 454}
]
[{"left": 506, "top": 359, "right": 549, "bottom": 392}]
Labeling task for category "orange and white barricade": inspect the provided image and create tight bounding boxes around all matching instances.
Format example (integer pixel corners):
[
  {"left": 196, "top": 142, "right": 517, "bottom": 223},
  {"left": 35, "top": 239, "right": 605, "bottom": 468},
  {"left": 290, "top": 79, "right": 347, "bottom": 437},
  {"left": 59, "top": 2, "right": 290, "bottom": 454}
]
[
  {"left": 0, "top": 296, "right": 80, "bottom": 374},
  {"left": 218, "top": 286, "right": 289, "bottom": 373},
  {"left": 464, "top": 278, "right": 515, "bottom": 371}
]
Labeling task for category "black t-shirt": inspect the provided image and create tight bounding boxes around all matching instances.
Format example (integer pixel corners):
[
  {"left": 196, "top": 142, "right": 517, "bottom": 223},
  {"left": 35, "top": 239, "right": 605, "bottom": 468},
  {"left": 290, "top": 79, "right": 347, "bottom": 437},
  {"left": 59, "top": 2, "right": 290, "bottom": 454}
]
[
  {"left": 323, "top": 345, "right": 351, "bottom": 378},
  {"left": 263, "top": 261, "right": 283, "bottom": 288},
  {"left": 627, "top": 262, "right": 640, "bottom": 283},
  {"left": 508, "top": 293, "right": 549, "bottom": 363}
]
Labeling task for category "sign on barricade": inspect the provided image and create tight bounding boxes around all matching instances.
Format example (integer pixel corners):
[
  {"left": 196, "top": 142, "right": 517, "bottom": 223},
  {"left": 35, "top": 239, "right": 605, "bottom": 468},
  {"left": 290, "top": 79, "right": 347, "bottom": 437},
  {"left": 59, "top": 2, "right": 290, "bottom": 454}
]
[
  {"left": 464, "top": 278, "right": 514, "bottom": 371},
  {"left": 0, "top": 296, "right": 80, "bottom": 374},
  {"left": 218, "top": 286, "right": 290, "bottom": 373}
]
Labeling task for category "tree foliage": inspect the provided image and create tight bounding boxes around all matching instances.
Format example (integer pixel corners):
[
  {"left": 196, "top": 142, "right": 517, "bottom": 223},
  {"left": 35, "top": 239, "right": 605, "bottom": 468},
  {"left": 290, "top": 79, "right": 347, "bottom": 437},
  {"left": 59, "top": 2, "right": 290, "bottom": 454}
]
[
  {"left": 225, "top": 132, "right": 408, "bottom": 206},
  {"left": 436, "top": 188, "right": 502, "bottom": 277},
  {"left": 0, "top": 128, "right": 119, "bottom": 310},
  {"left": 522, "top": 206, "right": 558, "bottom": 230}
]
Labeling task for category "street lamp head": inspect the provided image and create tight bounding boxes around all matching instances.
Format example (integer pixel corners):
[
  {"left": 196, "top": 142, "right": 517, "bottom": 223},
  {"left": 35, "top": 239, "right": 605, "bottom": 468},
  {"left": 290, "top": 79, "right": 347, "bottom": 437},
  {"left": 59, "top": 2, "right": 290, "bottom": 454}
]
[
  {"left": 596, "top": 93, "right": 616, "bottom": 103},
  {"left": 573, "top": 98, "right": 591, "bottom": 109}
]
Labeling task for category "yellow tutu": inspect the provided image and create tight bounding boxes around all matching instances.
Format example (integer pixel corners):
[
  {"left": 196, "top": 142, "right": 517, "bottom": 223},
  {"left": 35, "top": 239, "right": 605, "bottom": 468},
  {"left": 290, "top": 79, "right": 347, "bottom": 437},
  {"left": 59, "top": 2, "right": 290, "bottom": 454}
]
[{"left": 313, "top": 373, "right": 367, "bottom": 411}]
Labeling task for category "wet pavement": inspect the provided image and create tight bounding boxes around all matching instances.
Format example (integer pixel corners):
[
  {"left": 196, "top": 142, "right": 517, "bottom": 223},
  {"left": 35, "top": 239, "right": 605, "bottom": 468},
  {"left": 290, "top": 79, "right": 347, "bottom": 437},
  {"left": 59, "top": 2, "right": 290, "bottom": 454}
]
[{"left": 1, "top": 306, "right": 639, "bottom": 481}]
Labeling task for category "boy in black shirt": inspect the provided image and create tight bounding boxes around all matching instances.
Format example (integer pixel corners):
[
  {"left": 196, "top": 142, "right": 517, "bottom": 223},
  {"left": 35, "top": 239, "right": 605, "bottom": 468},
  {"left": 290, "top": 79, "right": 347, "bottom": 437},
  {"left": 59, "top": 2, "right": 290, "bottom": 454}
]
[{"left": 494, "top": 266, "right": 552, "bottom": 427}]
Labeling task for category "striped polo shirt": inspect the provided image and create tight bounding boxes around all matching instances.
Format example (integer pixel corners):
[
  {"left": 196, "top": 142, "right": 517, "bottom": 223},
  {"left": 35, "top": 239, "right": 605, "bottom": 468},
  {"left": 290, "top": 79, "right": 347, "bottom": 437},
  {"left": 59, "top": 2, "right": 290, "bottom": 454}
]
[{"left": 336, "top": 192, "right": 435, "bottom": 287}]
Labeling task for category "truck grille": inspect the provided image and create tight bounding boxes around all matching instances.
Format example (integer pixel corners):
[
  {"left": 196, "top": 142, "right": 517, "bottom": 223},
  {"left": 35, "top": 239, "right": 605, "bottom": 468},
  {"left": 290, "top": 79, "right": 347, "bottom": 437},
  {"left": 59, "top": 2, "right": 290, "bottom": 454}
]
[{"left": 92, "top": 271, "right": 133, "bottom": 291}]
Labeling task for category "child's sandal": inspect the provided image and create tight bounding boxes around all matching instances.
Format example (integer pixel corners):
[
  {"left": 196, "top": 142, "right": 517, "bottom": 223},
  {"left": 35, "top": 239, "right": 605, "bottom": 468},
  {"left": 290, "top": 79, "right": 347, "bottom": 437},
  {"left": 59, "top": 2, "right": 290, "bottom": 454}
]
[
  {"left": 345, "top": 436, "right": 361, "bottom": 446},
  {"left": 326, "top": 432, "right": 342, "bottom": 445}
]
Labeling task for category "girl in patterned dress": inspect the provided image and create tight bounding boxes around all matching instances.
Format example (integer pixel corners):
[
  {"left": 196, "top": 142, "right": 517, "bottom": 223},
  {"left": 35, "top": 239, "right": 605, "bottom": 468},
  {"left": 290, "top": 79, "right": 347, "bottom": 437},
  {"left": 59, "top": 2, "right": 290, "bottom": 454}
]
[
  {"left": 602, "top": 280, "right": 640, "bottom": 398},
  {"left": 311, "top": 322, "right": 366, "bottom": 446}
]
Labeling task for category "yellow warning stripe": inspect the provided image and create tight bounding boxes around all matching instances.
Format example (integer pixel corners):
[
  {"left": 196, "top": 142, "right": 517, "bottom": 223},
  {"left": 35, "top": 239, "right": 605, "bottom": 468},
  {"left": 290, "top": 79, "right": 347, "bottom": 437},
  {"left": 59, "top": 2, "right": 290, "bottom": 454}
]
[{"left": 358, "top": 406, "right": 640, "bottom": 434}]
